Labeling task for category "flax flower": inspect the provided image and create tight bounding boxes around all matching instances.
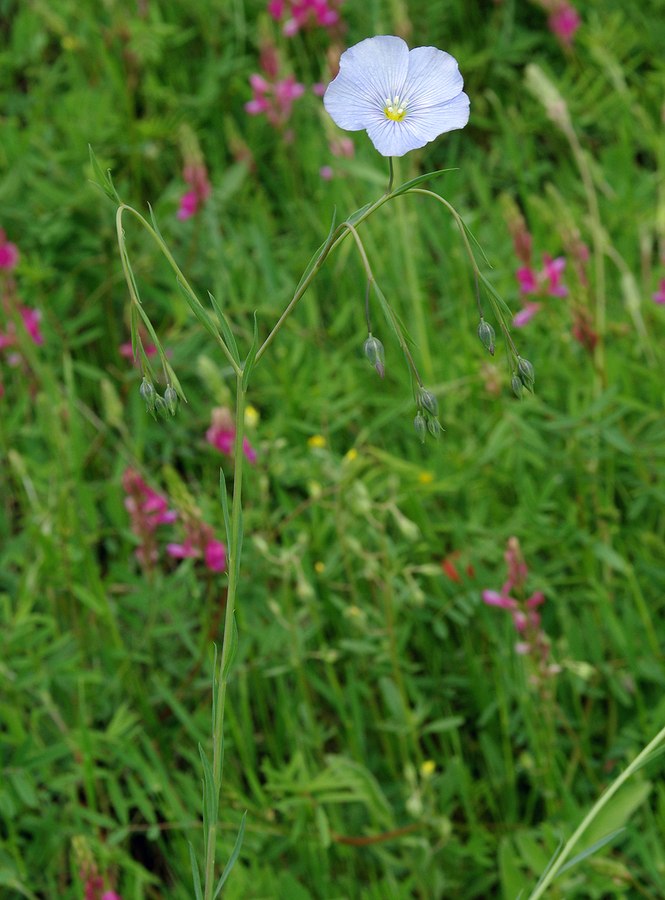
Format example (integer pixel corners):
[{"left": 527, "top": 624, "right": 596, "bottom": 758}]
[{"left": 323, "top": 35, "right": 469, "bottom": 157}]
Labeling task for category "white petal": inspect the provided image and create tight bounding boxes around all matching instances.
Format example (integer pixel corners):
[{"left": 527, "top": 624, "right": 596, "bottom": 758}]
[
  {"left": 323, "top": 35, "right": 409, "bottom": 131},
  {"left": 366, "top": 92, "right": 470, "bottom": 157},
  {"left": 405, "top": 47, "right": 465, "bottom": 107}
]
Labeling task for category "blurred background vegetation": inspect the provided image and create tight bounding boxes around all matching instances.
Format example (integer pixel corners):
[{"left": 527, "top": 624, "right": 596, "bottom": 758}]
[{"left": 1, "top": 0, "right": 665, "bottom": 897}]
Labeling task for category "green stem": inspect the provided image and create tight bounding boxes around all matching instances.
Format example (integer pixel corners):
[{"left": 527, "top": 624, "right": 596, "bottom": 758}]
[
  {"left": 203, "top": 374, "right": 247, "bottom": 900},
  {"left": 116, "top": 204, "right": 242, "bottom": 378},
  {"left": 407, "top": 188, "right": 521, "bottom": 361},
  {"left": 254, "top": 188, "right": 396, "bottom": 366},
  {"left": 528, "top": 721, "right": 665, "bottom": 899}
]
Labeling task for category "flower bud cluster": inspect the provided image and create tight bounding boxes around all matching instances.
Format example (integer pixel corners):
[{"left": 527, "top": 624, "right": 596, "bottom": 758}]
[
  {"left": 512, "top": 356, "right": 535, "bottom": 397},
  {"left": 140, "top": 378, "right": 179, "bottom": 418},
  {"left": 414, "top": 386, "right": 442, "bottom": 443}
]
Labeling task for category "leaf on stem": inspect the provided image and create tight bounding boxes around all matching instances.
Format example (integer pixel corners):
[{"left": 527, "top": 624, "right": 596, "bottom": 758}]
[
  {"left": 242, "top": 312, "right": 259, "bottom": 389},
  {"left": 390, "top": 167, "right": 457, "bottom": 198},
  {"left": 221, "top": 614, "right": 239, "bottom": 683},
  {"left": 198, "top": 743, "right": 219, "bottom": 836},
  {"left": 88, "top": 144, "right": 121, "bottom": 203},
  {"left": 219, "top": 470, "right": 231, "bottom": 550},
  {"left": 212, "top": 811, "right": 247, "bottom": 899},
  {"left": 208, "top": 291, "right": 241, "bottom": 365},
  {"left": 188, "top": 842, "right": 204, "bottom": 900}
]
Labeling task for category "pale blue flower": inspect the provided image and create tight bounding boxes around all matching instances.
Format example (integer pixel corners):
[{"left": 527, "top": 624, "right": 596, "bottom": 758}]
[{"left": 323, "top": 35, "right": 470, "bottom": 157}]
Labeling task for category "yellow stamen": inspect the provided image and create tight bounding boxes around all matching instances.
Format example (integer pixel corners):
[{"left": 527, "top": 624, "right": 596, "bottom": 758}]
[{"left": 384, "top": 94, "right": 408, "bottom": 122}]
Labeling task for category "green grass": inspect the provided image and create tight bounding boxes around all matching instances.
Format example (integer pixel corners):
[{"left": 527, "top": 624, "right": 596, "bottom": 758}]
[{"left": 2, "top": 0, "right": 665, "bottom": 897}]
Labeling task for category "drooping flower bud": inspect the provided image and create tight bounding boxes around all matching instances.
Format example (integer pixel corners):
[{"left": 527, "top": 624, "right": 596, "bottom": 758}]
[
  {"left": 363, "top": 334, "right": 385, "bottom": 378},
  {"left": 414, "top": 411, "right": 427, "bottom": 443},
  {"left": 154, "top": 394, "right": 169, "bottom": 419},
  {"left": 477, "top": 318, "right": 495, "bottom": 356},
  {"left": 517, "top": 356, "right": 535, "bottom": 391},
  {"left": 418, "top": 387, "right": 438, "bottom": 417},
  {"left": 427, "top": 416, "right": 442, "bottom": 439},
  {"left": 511, "top": 373, "right": 523, "bottom": 398},
  {"left": 139, "top": 377, "right": 156, "bottom": 414},
  {"left": 164, "top": 385, "right": 178, "bottom": 416}
]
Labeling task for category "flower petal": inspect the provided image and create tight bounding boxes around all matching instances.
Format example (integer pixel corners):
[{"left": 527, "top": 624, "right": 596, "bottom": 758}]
[
  {"left": 405, "top": 46, "right": 465, "bottom": 106},
  {"left": 324, "top": 35, "right": 410, "bottom": 131},
  {"left": 366, "top": 91, "right": 469, "bottom": 156}
]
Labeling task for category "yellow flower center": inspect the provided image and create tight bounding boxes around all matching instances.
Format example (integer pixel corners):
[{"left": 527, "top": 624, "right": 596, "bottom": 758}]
[{"left": 384, "top": 95, "right": 407, "bottom": 121}]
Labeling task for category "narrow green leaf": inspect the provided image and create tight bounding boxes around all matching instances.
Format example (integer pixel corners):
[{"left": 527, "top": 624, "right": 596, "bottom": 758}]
[
  {"left": 391, "top": 167, "right": 457, "bottom": 197},
  {"left": 242, "top": 311, "right": 259, "bottom": 389},
  {"left": 345, "top": 200, "right": 373, "bottom": 226},
  {"left": 208, "top": 291, "right": 241, "bottom": 363},
  {"left": 219, "top": 469, "right": 231, "bottom": 549},
  {"left": 176, "top": 278, "right": 219, "bottom": 341},
  {"left": 211, "top": 643, "right": 219, "bottom": 725},
  {"left": 147, "top": 202, "right": 166, "bottom": 244},
  {"left": 88, "top": 145, "right": 120, "bottom": 203},
  {"left": 557, "top": 828, "right": 626, "bottom": 876},
  {"left": 212, "top": 811, "right": 247, "bottom": 898},
  {"left": 198, "top": 743, "right": 219, "bottom": 830},
  {"left": 189, "top": 843, "right": 204, "bottom": 900},
  {"left": 221, "top": 614, "right": 239, "bottom": 683},
  {"left": 292, "top": 208, "right": 338, "bottom": 295}
]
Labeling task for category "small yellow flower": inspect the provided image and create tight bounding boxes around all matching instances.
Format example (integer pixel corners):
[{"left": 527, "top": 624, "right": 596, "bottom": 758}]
[
  {"left": 314, "top": 561, "right": 326, "bottom": 574},
  {"left": 418, "top": 470, "right": 434, "bottom": 485},
  {"left": 344, "top": 448, "right": 358, "bottom": 463},
  {"left": 420, "top": 760, "right": 436, "bottom": 778},
  {"left": 245, "top": 405, "right": 259, "bottom": 428},
  {"left": 308, "top": 434, "right": 327, "bottom": 449}
]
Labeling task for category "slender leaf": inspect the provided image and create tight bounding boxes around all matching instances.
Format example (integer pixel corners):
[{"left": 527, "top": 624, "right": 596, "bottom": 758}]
[
  {"left": 221, "top": 614, "right": 238, "bottom": 683},
  {"left": 241, "top": 312, "right": 259, "bottom": 389},
  {"left": 176, "top": 278, "right": 219, "bottom": 341},
  {"left": 212, "top": 811, "right": 247, "bottom": 898},
  {"left": 390, "top": 167, "right": 457, "bottom": 197},
  {"left": 208, "top": 291, "right": 241, "bottom": 364},
  {"left": 198, "top": 743, "right": 219, "bottom": 833},
  {"left": 219, "top": 469, "right": 231, "bottom": 549},
  {"left": 189, "top": 843, "right": 204, "bottom": 900},
  {"left": 557, "top": 828, "right": 626, "bottom": 876}
]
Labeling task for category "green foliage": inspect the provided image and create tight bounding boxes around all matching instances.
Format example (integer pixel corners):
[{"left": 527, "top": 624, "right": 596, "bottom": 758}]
[{"left": 2, "top": 0, "right": 665, "bottom": 897}]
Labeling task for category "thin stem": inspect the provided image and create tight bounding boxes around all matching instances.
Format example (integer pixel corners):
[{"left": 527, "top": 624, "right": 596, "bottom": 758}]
[
  {"left": 387, "top": 157, "right": 395, "bottom": 193},
  {"left": 528, "top": 721, "right": 665, "bottom": 899},
  {"left": 116, "top": 204, "right": 242, "bottom": 378},
  {"left": 203, "top": 374, "right": 247, "bottom": 900},
  {"left": 254, "top": 191, "right": 396, "bottom": 366},
  {"left": 342, "top": 220, "right": 424, "bottom": 387},
  {"left": 407, "top": 188, "right": 521, "bottom": 361}
]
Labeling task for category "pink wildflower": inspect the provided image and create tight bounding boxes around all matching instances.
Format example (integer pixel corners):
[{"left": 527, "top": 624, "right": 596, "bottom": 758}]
[
  {"left": 542, "top": 254, "right": 568, "bottom": 297},
  {"left": 514, "top": 253, "right": 568, "bottom": 325},
  {"left": 246, "top": 68, "right": 305, "bottom": 129},
  {"left": 319, "top": 165, "right": 334, "bottom": 180},
  {"left": 123, "top": 468, "right": 177, "bottom": 568},
  {"left": 548, "top": 2, "right": 581, "bottom": 49},
  {"left": 167, "top": 522, "right": 226, "bottom": 573},
  {"left": 482, "top": 537, "right": 557, "bottom": 682},
  {"left": 206, "top": 407, "right": 257, "bottom": 464},
  {"left": 0, "top": 306, "right": 44, "bottom": 351},
  {"left": 653, "top": 279, "right": 665, "bottom": 305},
  {"left": 119, "top": 340, "right": 158, "bottom": 361},
  {"left": 269, "top": 0, "right": 343, "bottom": 36},
  {"left": 102, "top": 894, "right": 122, "bottom": 900},
  {"left": 513, "top": 302, "right": 541, "bottom": 328},
  {"left": 176, "top": 128, "right": 212, "bottom": 220},
  {"left": 0, "top": 230, "right": 19, "bottom": 271},
  {"left": 204, "top": 539, "right": 226, "bottom": 572}
]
